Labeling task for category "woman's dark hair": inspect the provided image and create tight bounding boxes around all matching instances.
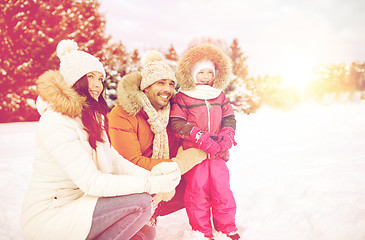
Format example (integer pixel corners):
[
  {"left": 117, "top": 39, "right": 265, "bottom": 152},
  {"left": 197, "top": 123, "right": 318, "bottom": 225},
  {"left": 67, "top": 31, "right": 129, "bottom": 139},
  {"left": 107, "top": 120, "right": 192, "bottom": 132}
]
[{"left": 72, "top": 74, "right": 110, "bottom": 150}]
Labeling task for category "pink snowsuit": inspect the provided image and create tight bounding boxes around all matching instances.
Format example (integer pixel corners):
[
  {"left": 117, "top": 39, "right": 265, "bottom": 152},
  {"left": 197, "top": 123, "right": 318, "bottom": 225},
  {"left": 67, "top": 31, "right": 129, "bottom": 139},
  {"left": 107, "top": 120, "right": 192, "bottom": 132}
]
[{"left": 169, "top": 91, "right": 238, "bottom": 237}]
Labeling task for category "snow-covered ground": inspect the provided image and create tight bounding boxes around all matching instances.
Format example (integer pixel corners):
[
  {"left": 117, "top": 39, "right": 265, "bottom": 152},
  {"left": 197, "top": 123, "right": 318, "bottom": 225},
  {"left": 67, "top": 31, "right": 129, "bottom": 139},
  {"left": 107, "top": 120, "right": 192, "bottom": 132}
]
[{"left": 1, "top": 102, "right": 365, "bottom": 240}]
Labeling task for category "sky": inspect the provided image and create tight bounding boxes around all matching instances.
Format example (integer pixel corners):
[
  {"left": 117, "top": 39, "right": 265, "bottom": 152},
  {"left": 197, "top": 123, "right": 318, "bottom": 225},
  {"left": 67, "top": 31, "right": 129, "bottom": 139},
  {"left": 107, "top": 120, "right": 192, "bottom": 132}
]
[
  {"left": 99, "top": 0, "right": 365, "bottom": 86},
  {"left": 2, "top": 99, "right": 365, "bottom": 239}
]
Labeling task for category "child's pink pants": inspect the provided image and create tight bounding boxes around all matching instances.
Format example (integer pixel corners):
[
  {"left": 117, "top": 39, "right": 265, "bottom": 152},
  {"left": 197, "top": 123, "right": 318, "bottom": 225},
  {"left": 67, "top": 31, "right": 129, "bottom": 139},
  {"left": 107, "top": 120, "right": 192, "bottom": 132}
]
[{"left": 184, "top": 158, "right": 237, "bottom": 237}]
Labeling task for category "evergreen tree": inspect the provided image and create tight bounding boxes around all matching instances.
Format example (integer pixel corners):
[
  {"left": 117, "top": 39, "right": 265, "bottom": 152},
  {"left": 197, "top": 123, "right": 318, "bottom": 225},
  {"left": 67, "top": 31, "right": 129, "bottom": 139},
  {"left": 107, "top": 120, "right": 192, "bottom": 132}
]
[
  {"left": 0, "top": 0, "right": 107, "bottom": 122},
  {"left": 305, "top": 63, "right": 357, "bottom": 102},
  {"left": 349, "top": 62, "right": 365, "bottom": 90},
  {"left": 256, "top": 74, "right": 301, "bottom": 109},
  {"left": 312, "top": 63, "right": 349, "bottom": 94},
  {"left": 165, "top": 44, "right": 178, "bottom": 61},
  {"left": 102, "top": 40, "right": 130, "bottom": 108},
  {"left": 130, "top": 49, "right": 142, "bottom": 72},
  {"left": 229, "top": 39, "right": 248, "bottom": 80},
  {"left": 226, "top": 38, "right": 260, "bottom": 114}
]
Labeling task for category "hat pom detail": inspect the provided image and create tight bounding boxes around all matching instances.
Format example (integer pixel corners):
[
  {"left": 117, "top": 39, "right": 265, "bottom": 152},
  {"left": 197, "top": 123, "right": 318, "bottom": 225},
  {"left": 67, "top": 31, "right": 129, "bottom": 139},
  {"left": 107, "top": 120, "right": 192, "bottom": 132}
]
[
  {"left": 57, "top": 39, "right": 78, "bottom": 58},
  {"left": 144, "top": 50, "right": 164, "bottom": 66},
  {"left": 140, "top": 50, "right": 176, "bottom": 90}
]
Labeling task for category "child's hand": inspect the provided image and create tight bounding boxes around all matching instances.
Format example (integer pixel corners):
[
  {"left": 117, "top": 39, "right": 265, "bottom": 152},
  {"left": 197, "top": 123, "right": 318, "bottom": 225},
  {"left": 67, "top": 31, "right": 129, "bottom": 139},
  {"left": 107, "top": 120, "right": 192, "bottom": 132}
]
[
  {"left": 190, "top": 127, "right": 221, "bottom": 155},
  {"left": 217, "top": 127, "right": 237, "bottom": 151}
]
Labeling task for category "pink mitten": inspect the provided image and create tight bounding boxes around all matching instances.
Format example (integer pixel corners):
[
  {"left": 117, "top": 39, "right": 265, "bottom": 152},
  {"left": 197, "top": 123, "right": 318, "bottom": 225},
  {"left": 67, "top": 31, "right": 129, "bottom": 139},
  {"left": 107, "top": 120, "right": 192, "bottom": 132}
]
[
  {"left": 217, "top": 127, "right": 237, "bottom": 151},
  {"left": 190, "top": 127, "right": 221, "bottom": 155}
]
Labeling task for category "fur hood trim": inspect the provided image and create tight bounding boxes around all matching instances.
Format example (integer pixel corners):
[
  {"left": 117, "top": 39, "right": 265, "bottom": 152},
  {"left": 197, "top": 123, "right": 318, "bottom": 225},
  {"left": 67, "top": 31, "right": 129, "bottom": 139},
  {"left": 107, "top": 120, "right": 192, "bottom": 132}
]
[
  {"left": 176, "top": 44, "right": 232, "bottom": 91},
  {"left": 36, "top": 70, "right": 85, "bottom": 117},
  {"left": 116, "top": 72, "right": 144, "bottom": 116}
]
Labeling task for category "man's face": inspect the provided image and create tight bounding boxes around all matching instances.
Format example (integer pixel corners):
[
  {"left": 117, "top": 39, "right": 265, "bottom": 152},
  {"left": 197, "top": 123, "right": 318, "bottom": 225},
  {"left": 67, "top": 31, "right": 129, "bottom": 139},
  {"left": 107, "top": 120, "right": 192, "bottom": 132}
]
[{"left": 143, "top": 79, "right": 175, "bottom": 110}]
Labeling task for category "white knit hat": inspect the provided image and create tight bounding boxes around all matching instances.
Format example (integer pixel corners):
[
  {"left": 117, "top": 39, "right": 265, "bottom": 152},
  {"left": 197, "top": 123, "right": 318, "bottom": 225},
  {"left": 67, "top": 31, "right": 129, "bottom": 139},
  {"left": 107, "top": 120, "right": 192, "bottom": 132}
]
[
  {"left": 191, "top": 60, "right": 215, "bottom": 83},
  {"left": 140, "top": 50, "right": 176, "bottom": 90},
  {"left": 56, "top": 39, "right": 105, "bottom": 87}
]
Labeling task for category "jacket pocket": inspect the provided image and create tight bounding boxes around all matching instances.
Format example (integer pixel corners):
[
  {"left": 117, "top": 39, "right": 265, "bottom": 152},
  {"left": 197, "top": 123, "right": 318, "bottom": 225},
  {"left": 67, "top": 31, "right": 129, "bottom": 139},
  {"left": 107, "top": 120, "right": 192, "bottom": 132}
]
[{"left": 49, "top": 188, "right": 84, "bottom": 209}]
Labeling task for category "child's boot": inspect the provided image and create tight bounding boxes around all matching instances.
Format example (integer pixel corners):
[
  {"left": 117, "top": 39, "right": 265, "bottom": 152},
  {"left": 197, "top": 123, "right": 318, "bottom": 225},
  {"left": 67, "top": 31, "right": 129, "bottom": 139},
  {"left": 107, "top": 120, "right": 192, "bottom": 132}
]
[{"left": 226, "top": 231, "right": 240, "bottom": 240}]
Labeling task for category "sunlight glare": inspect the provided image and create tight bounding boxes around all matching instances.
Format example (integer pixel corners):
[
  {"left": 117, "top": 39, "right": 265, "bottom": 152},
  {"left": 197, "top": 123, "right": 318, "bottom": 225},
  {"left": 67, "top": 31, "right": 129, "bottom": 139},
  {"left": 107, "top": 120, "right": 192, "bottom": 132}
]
[{"left": 278, "top": 60, "right": 316, "bottom": 90}]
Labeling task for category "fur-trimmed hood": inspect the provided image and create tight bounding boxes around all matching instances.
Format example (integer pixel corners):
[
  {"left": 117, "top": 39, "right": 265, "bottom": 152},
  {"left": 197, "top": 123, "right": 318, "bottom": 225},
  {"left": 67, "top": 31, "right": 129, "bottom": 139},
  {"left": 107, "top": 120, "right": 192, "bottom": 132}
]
[
  {"left": 36, "top": 70, "right": 85, "bottom": 117},
  {"left": 176, "top": 44, "right": 232, "bottom": 91},
  {"left": 116, "top": 72, "right": 144, "bottom": 116}
]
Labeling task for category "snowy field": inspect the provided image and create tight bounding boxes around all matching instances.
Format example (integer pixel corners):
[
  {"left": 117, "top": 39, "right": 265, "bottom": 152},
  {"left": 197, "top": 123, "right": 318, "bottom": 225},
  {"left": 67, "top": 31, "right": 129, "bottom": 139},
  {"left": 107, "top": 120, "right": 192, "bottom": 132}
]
[{"left": 1, "top": 101, "right": 365, "bottom": 240}]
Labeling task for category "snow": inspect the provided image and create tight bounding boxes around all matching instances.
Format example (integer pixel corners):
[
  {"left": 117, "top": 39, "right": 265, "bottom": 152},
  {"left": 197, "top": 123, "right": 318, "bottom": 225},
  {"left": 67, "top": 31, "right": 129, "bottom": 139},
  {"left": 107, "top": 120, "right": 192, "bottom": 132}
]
[{"left": 1, "top": 102, "right": 365, "bottom": 240}]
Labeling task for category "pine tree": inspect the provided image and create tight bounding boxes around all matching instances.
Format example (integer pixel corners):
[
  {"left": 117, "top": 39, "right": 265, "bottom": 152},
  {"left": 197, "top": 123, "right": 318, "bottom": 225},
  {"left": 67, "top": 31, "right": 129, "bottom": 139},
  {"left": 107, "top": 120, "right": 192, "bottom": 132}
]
[
  {"left": 165, "top": 44, "right": 178, "bottom": 61},
  {"left": 229, "top": 39, "right": 248, "bottom": 80},
  {"left": 102, "top": 40, "right": 130, "bottom": 108},
  {"left": 226, "top": 38, "right": 260, "bottom": 114},
  {"left": 349, "top": 62, "right": 365, "bottom": 91},
  {"left": 130, "top": 49, "right": 142, "bottom": 72},
  {"left": 0, "top": 0, "right": 107, "bottom": 122}
]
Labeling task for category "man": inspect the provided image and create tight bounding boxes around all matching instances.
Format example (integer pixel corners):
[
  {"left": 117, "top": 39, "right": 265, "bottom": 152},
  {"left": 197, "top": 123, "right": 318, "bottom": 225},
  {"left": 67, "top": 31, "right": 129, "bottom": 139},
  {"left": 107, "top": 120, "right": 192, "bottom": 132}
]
[{"left": 108, "top": 50, "right": 205, "bottom": 219}]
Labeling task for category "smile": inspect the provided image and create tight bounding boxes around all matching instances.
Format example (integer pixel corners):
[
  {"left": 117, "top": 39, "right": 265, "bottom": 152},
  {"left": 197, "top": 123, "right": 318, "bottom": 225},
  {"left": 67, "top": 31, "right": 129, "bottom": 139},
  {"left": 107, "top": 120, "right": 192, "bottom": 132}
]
[{"left": 159, "top": 93, "right": 171, "bottom": 100}]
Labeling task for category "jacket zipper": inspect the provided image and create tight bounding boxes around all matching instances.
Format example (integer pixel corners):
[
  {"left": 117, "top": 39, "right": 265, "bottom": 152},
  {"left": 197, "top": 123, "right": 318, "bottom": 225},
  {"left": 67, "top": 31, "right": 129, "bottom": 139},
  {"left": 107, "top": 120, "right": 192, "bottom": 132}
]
[
  {"left": 205, "top": 100, "right": 211, "bottom": 132},
  {"left": 205, "top": 99, "right": 211, "bottom": 158}
]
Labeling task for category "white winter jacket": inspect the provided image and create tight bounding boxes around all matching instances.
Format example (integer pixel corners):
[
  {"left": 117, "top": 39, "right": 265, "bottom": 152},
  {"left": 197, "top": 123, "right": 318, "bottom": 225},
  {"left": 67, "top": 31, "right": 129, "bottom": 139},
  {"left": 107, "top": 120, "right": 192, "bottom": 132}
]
[{"left": 20, "top": 70, "right": 150, "bottom": 240}]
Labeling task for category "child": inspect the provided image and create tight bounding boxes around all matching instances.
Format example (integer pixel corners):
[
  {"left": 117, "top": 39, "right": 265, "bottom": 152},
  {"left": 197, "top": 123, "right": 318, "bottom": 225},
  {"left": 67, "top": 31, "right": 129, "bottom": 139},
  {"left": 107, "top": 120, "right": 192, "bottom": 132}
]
[{"left": 169, "top": 44, "right": 240, "bottom": 240}]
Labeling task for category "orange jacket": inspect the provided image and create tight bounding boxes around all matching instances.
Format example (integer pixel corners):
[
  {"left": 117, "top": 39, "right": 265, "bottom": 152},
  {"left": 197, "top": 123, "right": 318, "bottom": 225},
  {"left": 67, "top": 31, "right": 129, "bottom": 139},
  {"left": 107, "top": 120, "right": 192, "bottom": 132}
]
[
  {"left": 109, "top": 105, "right": 174, "bottom": 171},
  {"left": 108, "top": 72, "right": 177, "bottom": 171}
]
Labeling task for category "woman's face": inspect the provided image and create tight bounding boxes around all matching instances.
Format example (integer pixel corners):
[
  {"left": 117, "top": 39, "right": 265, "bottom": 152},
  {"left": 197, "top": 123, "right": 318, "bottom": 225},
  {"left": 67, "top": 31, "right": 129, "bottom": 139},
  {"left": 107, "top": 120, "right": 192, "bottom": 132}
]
[{"left": 87, "top": 71, "right": 104, "bottom": 101}]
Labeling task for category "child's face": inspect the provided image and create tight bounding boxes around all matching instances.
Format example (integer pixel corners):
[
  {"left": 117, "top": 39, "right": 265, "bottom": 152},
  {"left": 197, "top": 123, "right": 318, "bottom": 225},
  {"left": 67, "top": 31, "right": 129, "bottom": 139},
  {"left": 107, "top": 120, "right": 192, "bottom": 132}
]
[{"left": 196, "top": 68, "right": 214, "bottom": 86}]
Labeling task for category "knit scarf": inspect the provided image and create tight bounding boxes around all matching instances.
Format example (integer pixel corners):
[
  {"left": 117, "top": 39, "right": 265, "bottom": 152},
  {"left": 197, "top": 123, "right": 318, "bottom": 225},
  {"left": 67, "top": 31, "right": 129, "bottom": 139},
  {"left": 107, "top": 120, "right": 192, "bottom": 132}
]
[
  {"left": 180, "top": 85, "right": 222, "bottom": 100},
  {"left": 137, "top": 91, "right": 170, "bottom": 159}
]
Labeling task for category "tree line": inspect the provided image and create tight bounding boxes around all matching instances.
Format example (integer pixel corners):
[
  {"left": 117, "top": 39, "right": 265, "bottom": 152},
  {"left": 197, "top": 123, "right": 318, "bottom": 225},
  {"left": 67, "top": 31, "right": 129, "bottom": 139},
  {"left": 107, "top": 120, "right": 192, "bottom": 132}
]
[{"left": 1, "top": 0, "right": 364, "bottom": 122}]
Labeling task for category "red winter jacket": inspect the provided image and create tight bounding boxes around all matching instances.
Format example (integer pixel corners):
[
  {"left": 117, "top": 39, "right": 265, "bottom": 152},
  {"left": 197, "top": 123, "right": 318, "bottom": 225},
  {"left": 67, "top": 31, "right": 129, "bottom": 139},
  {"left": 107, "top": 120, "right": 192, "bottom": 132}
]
[{"left": 169, "top": 91, "right": 236, "bottom": 160}]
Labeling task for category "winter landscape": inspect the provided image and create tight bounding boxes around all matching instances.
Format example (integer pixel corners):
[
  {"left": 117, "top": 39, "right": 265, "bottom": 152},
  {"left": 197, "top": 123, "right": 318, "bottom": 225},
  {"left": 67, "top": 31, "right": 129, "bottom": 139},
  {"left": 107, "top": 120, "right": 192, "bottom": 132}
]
[
  {"left": 2, "top": 0, "right": 365, "bottom": 239},
  {"left": 1, "top": 99, "right": 364, "bottom": 240}
]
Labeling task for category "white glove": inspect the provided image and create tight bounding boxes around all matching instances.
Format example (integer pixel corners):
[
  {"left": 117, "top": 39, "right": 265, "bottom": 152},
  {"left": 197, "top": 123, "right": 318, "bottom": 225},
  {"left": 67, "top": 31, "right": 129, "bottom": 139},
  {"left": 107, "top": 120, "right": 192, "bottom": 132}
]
[
  {"left": 145, "top": 165, "right": 181, "bottom": 194},
  {"left": 151, "top": 162, "right": 180, "bottom": 175}
]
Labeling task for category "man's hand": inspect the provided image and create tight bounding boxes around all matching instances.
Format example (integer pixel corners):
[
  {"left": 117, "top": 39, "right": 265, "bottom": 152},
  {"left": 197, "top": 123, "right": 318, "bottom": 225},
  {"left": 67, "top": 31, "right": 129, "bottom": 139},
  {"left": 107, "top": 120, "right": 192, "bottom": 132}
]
[{"left": 172, "top": 146, "right": 207, "bottom": 174}]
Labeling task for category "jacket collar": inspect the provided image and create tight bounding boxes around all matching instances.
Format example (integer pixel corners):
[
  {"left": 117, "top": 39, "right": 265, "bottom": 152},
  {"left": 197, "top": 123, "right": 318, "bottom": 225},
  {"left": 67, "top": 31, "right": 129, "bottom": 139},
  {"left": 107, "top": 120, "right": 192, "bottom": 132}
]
[
  {"left": 36, "top": 70, "right": 85, "bottom": 117},
  {"left": 116, "top": 72, "right": 144, "bottom": 116}
]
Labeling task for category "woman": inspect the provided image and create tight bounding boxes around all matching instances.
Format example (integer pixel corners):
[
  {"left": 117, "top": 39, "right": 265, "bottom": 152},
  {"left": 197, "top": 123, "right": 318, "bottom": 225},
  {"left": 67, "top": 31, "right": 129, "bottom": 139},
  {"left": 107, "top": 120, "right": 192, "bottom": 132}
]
[{"left": 20, "top": 39, "right": 181, "bottom": 240}]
